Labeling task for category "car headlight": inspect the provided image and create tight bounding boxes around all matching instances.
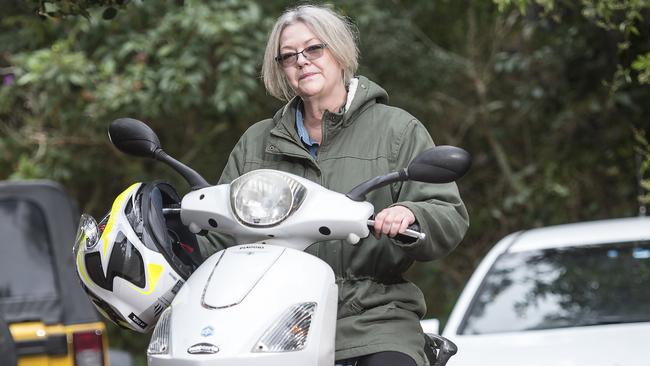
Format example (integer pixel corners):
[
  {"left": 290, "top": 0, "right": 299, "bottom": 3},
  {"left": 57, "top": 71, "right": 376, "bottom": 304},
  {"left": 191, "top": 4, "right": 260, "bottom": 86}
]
[
  {"left": 147, "top": 306, "right": 172, "bottom": 355},
  {"left": 252, "top": 302, "right": 316, "bottom": 353},
  {"left": 230, "top": 170, "right": 306, "bottom": 227}
]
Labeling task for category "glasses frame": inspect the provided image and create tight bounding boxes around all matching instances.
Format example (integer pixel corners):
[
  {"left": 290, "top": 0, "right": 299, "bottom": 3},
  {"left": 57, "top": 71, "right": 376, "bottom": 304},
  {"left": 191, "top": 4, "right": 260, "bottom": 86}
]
[{"left": 275, "top": 43, "right": 328, "bottom": 68}]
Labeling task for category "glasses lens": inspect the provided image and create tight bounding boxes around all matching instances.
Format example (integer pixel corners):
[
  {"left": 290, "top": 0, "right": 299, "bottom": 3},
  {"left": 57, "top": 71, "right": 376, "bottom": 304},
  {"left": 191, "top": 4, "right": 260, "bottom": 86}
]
[
  {"left": 276, "top": 44, "right": 326, "bottom": 67},
  {"left": 304, "top": 44, "right": 324, "bottom": 59},
  {"left": 278, "top": 53, "right": 295, "bottom": 67}
]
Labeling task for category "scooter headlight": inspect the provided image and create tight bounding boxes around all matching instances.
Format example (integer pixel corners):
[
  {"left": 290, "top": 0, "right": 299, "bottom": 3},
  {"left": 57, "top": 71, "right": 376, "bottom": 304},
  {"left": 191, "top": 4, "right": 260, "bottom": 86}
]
[
  {"left": 252, "top": 302, "right": 316, "bottom": 353},
  {"left": 147, "top": 306, "right": 172, "bottom": 355},
  {"left": 230, "top": 170, "right": 306, "bottom": 227}
]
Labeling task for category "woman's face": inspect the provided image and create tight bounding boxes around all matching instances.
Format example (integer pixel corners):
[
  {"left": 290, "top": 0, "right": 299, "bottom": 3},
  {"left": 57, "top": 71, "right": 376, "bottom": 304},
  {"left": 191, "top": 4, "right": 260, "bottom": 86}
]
[{"left": 278, "top": 22, "right": 343, "bottom": 100}]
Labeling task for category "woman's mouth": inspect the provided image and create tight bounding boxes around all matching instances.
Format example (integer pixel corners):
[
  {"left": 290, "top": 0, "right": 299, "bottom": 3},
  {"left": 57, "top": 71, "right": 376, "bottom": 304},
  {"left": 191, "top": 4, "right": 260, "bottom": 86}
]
[{"left": 299, "top": 72, "right": 317, "bottom": 80}]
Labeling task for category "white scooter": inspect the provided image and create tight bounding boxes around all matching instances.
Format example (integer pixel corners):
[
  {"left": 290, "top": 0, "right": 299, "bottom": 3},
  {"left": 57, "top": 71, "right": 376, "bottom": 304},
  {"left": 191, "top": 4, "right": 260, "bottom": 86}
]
[{"left": 108, "top": 118, "right": 468, "bottom": 366}]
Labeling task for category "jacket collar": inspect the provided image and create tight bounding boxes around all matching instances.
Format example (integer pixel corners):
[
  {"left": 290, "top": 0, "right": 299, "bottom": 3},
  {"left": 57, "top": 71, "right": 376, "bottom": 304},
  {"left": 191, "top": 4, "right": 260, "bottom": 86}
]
[{"left": 268, "top": 75, "right": 389, "bottom": 152}]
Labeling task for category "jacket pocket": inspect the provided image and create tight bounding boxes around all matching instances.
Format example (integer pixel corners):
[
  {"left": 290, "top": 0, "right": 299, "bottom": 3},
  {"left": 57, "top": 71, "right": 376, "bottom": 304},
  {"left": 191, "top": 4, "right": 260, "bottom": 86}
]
[{"left": 337, "top": 279, "right": 426, "bottom": 319}]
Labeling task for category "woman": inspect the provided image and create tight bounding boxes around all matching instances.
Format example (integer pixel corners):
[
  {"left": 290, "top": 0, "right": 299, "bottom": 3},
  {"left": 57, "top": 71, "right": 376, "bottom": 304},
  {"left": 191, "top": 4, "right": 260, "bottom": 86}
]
[{"left": 212, "top": 5, "right": 469, "bottom": 366}]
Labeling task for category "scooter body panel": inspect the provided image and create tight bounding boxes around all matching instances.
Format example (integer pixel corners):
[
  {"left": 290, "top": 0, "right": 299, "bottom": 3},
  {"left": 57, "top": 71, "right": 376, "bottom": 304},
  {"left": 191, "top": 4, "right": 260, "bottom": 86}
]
[
  {"left": 180, "top": 172, "right": 374, "bottom": 250},
  {"left": 148, "top": 244, "right": 338, "bottom": 366}
]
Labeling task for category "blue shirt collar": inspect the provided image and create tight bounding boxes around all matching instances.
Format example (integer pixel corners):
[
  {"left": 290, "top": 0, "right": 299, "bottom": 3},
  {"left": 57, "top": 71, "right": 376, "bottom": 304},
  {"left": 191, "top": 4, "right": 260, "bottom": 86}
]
[{"left": 296, "top": 103, "right": 319, "bottom": 159}]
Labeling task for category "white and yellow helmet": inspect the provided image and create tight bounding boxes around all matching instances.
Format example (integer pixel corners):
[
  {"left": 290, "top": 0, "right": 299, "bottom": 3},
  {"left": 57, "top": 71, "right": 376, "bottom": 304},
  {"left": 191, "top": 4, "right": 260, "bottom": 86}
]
[{"left": 73, "top": 182, "right": 201, "bottom": 333}]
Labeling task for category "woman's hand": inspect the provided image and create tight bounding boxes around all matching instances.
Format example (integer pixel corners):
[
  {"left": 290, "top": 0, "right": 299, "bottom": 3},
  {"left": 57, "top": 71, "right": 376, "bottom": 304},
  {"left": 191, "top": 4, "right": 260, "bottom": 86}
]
[{"left": 373, "top": 205, "right": 416, "bottom": 239}]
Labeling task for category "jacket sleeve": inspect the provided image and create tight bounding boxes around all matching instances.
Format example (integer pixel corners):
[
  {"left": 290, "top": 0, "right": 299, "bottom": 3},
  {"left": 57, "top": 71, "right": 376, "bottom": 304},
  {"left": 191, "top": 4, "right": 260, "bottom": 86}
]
[
  {"left": 196, "top": 136, "right": 247, "bottom": 256},
  {"left": 389, "top": 118, "right": 469, "bottom": 261}
]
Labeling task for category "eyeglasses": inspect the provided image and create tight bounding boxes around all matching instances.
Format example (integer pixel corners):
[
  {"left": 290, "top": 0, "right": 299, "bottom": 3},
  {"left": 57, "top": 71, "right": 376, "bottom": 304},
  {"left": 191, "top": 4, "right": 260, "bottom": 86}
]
[{"left": 275, "top": 43, "right": 328, "bottom": 68}]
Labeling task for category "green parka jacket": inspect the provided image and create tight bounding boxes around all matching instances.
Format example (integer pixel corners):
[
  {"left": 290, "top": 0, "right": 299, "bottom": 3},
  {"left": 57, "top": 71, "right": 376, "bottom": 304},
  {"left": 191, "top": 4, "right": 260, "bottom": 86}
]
[{"left": 207, "top": 76, "right": 469, "bottom": 365}]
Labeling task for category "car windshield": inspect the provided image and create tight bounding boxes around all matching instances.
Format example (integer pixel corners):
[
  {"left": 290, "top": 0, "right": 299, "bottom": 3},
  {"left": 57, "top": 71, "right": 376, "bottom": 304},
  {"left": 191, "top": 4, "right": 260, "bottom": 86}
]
[{"left": 458, "top": 241, "right": 650, "bottom": 335}]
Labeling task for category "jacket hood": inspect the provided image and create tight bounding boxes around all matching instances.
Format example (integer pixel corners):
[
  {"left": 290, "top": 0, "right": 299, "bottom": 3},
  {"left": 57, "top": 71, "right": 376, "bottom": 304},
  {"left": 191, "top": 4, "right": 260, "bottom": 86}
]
[{"left": 345, "top": 75, "right": 389, "bottom": 122}]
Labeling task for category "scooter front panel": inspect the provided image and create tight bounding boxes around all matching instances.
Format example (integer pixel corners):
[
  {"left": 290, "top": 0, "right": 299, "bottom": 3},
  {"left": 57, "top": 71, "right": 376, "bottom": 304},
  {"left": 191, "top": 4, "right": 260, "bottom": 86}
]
[
  {"left": 202, "top": 245, "right": 285, "bottom": 308},
  {"left": 148, "top": 245, "right": 337, "bottom": 366}
]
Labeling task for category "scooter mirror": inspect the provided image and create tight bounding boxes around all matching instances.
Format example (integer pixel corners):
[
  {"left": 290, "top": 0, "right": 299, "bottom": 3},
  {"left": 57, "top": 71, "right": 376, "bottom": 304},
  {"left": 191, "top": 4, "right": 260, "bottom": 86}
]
[
  {"left": 407, "top": 146, "right": 471, "bottom": 184},
  {"left": 108, "top": 117, "right": 210, "bottom": 190},
  {"left": 109, "top": 118, "right": 162, "bottom": 158}
]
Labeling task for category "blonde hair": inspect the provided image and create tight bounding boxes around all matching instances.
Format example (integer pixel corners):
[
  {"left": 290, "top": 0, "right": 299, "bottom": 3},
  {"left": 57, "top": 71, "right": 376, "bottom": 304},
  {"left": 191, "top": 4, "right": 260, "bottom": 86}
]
[{"left": 261, "top": 4, "right": 359, "bottom": 101}]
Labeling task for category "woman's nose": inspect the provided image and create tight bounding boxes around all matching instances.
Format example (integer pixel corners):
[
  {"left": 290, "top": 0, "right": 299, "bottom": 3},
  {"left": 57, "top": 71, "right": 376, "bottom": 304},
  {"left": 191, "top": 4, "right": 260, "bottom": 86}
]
[{"left": 296, "top": 52, "right": 310, "bottom": 67}]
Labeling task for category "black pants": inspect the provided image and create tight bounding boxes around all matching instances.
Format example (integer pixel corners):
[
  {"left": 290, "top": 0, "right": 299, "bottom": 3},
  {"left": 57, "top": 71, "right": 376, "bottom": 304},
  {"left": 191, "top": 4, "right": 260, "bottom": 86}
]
[{"left": 336, "top": 351, "right": 417, "bottom": 366}]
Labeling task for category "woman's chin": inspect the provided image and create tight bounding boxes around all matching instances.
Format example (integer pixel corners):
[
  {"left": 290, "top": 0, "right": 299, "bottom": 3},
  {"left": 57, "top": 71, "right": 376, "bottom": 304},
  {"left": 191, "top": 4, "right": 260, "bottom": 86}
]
[{"left": 297, "top": 86, "right": 324, "bottom": 99}]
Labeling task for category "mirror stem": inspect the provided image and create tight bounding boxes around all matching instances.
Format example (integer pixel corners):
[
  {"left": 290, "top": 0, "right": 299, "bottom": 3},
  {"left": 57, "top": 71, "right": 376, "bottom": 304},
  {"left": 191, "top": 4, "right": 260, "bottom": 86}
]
[
  {"left": 155, "top": 150, "right": 210, "bottom": 190},
  {"left": 346, "top": 169, "right": 408, "bottom": 202}
]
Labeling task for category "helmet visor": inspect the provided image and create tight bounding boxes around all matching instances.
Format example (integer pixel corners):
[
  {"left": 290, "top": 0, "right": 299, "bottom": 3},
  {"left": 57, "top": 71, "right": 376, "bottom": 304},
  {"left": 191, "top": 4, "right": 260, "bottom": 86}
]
[{"left": 73, "top": 213, "right": 101, "bottom": 257}]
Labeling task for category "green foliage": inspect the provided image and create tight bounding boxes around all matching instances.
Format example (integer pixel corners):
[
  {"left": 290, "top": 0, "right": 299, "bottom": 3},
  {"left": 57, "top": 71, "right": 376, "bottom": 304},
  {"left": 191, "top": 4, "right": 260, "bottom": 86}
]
[
  {"left": 495, "top": 0, "right": 650, "bottom": 85},
  {"left": 632, "top": 52, "right": 650, "bottom": 83},
  {"left": 635, "top": 128, "right": 650, "bottom": 208},
  {"left": 35, "top": 0, "right": 130, "bottom": 19},
  {"left": 488, "top": 0, "right": 650, "bottom": 220},
  {"left": 494, "top": 0, "right": 556, "bottom": 13},
  {"left": 1, "top": 0, "right": 276, "bottom": 214}
]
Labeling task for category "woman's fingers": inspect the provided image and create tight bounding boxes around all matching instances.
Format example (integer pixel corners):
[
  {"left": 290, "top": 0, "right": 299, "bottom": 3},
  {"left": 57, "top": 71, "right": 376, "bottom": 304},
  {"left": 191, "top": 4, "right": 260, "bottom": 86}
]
[{"left": 373, "top": 206, "right": 415, "bottom": 239}]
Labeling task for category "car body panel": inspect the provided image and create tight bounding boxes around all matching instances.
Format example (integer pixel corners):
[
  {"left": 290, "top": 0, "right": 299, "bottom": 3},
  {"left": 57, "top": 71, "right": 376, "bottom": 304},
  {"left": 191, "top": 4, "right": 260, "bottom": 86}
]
[
  {"left": 10, "top": 321, "right": 108, "bottom": 366},
  {"left": 447, "top": 322, "right": 650, "bottom": 366},
  {"left": 508, "top": 217, "right": 650, "bottom": 252}
]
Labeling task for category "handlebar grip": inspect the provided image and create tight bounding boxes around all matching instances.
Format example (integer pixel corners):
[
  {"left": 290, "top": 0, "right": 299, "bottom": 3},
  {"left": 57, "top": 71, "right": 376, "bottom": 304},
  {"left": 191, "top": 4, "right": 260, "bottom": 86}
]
[{"left": 366, "top": 220, "right": 426, "bottom": 241}]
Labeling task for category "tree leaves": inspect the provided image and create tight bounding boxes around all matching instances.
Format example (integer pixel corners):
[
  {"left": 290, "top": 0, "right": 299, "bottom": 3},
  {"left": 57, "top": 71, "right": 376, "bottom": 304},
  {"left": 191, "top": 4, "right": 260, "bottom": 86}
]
[{"left": 1, "top": 0, "right": 273, "bottom": 214}]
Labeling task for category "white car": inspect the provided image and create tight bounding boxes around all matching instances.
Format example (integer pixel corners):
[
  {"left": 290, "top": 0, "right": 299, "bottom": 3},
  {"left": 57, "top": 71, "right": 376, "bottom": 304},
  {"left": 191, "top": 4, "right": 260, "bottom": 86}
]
[{"left": 422, "top": 216, "right": 650, "bottom": 366}]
